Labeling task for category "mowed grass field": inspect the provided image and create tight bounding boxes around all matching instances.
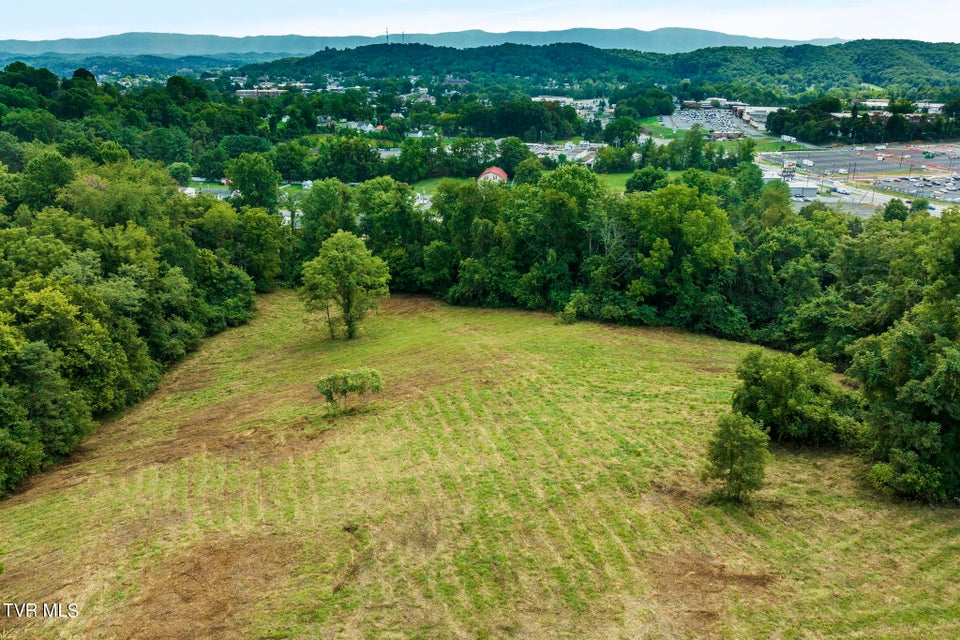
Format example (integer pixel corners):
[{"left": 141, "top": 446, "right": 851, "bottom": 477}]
[
  {"left": 2, "top": 292, "right": 958, "bottom": 639},
  {"left": 597, "top": 171, "right": 685, "bottom": 193}
]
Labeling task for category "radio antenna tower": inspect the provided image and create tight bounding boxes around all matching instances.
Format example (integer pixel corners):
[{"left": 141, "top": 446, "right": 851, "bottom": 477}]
[{"left": 386, "top": 28, "right": 390, "bottom": 45}]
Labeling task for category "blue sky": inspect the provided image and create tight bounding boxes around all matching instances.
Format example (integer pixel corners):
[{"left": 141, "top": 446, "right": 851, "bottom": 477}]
[{"left": 3, "top": 0, "right": 958, "bottom": 42}]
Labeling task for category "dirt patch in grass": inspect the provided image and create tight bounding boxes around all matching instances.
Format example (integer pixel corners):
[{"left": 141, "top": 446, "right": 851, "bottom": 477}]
[
  {"left": 5, "top": 394, "right": 332, "bottom": 510},
  {"left": 643, "top": 550, "right": 777, "bottom": 639},
  {"left": 650, "top": 479, "right": 702, "bottom": 509},
  {"left": 106, "top": 533, "right": 296, "bottom": 640},
  {"left": 99, "top": 386, "right": 331, "bottom": 474},
  {"left": 692, "top": 365, "right": 731, "bottom": 374},
  {"left": 380, "top": 295, "right": 443, "bottom": 315},
  {"left": 2, "top": 448, "right": 99, "bottom": 506}
]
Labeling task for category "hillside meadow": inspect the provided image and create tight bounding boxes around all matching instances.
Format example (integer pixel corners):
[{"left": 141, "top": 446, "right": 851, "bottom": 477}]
[{"left": 1, "top": 292, "right": 958, "bottom": 639}]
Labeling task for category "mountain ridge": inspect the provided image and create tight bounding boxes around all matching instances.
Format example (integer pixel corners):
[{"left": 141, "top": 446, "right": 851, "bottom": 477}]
[{"left": 0, "top": 28, "right": 846, "bottom": 57}]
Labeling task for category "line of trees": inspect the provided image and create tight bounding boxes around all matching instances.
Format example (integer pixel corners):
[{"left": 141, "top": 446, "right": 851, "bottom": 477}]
[
  {"left": 0, "top": 146, "right": 272, "bottom": 494},
  {"left": 240, "top": 40, "right": 960, "bottom": 102},
  {"left": 278, "top": 162, "right": 960, "bottom": 502},
  {"left": 4, "top": 61, "right": 960, "bottom": 502},
  {"left": 767, "top": 96, "right": 960, "bottom": 145}
]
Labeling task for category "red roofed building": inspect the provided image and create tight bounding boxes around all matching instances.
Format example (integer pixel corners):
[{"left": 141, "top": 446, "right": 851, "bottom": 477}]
[{"left": 478, "top": 166, "right": 508, "bottom": 183}]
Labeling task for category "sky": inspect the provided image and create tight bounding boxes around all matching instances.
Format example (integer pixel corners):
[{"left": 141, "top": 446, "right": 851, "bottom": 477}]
[{"left": 2, "top": 0, "right": 958, "bottom": 43}]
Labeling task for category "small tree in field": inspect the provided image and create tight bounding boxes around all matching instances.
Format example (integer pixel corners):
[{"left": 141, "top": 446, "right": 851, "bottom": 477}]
[
  {"left": 702, "top": 412, "right": 771, "bottom": 504},
  {"left": 300, "top": 231, "right": 390, "bottom": 339},
  {"left": 315, "top": 369, "right": 383, "bottom": 413}
]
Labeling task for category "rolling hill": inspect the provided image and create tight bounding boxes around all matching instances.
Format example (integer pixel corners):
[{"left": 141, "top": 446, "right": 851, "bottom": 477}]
[
  {"left": 238, "top": 39, "right": 960, "bottom": 97},
  {"left": 0, "top": 28, "right": 844, "bottom": 57},
  {"left": 1, "top": 292, "right": 957, "bottom": 638}
]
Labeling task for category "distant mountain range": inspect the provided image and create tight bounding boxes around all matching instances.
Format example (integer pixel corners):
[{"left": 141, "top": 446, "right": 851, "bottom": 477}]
[{"left": 0, "top": 28, "right": 845, "bottom": 57}]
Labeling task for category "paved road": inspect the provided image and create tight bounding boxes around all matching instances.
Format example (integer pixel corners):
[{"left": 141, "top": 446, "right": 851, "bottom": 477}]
[{"left": 757, "top": 154, "right": 955, "bottom": 217}]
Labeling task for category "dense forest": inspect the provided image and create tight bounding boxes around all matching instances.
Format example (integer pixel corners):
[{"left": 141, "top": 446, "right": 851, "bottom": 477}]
[
  {"left": 0, "top": 53, "right": 275, "bottom": 80},
  {"left": 1, "top": 59, "right": 959, "bottom": 504},
  {"left": 242, "top": 39, "right": 960, "bottom": 102}
]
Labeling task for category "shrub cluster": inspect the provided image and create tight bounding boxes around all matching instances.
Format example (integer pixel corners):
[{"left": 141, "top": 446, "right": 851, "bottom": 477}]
[
  {"left": 315, "top": 369, "right": 383, "bottom": 411},
  {"left": 732, "top": 349, "right": 863, "bottom": 447}
]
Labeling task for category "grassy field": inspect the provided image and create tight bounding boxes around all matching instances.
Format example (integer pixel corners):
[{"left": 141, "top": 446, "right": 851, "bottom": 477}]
[
  {"left": 596, "top": 172, "right": 634, "bottom": 191},
  {"left": 597, "top": 171, "right": 685, "bottom": 192},
  {"left": 638, "top": 116, "right": 676, "bottom": 139},
  {"left": 410, "top": 177, "right": 473, "bottom": 196},
  {"left": 2, "top": 292, "right": 958, "bottom": 639},
  {"left": 726, "top": 139, "right": 806, "bottom": 153}
]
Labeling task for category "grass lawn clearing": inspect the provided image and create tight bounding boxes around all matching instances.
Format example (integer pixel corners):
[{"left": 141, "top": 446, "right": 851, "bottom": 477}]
[
  {"left": 411, "top": 177, "right": 473, "bottom": 195},
  {"left": 1, "top": 292, "right": 957, "bottom": 639}
]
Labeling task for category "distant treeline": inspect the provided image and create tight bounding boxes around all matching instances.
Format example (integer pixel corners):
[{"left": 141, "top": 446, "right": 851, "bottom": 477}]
[
  {"left": 767, "top": 96, "right": 960, "bottom": 144},
  {"left": 0, "top": 53, "right": 276, "bottom": 81},
  {"left": 241, "top": 40, "right": 960, "bottom": 102}
]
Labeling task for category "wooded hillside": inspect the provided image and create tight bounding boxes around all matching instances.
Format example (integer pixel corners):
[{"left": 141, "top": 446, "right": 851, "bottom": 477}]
[{"left": 243, "top": 40, "right": 960, "bottom": 100}]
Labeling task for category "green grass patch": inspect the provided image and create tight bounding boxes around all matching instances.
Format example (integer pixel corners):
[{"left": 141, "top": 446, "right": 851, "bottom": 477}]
[
  {"left": 410, "top": 176, "right": 473, "bottom": 195},
  {"left": 596, "top": 172, "right": 633, "bottom": 191},
  {"left": 722, "top": 139, "right": 806, "bottom": 153},
  {"left": 597, "top": 170, "right": 686, "bottom": 192},
  {"left": 638, "top": 116, "right": 675, "bottom": 138},
  {"left": 1, "top": 293, "right": 958, "bottom": 638}
]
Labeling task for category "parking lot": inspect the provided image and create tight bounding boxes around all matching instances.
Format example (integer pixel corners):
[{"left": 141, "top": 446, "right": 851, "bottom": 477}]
[
  {"left": 873, "top": 175, "right": 960, "bottom": 203},
  {"left": 660, "top": 109, "right": 756, "bottom": 137},
  {"left": 762, "top": 144, "right": 960, "bottom": 206},
  {"left": 766, "top": 144, "right": 960, "bottom": 179}
]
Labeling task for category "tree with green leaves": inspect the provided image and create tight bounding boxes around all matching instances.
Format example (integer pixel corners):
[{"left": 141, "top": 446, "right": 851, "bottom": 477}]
[
  {"left": 168, "top": 162, "right": 192, "bottom": 186},
  {"left": 732, "top": 348, "right": 861, "bottom": 446},
  {"left": 273, "top": 141, "right": 310, "bottom": 182},
  {"left": 624, "top": 183, "right": 740, "bottom": 335},
  {"left": 225, "top": 152, "right": 280, "bottom": 211},
  {"left": 625, "top": 166, "right": 668, "bottom": 193},
  {"left": 319, "top": 135, "right": 383, "bottom": 183},
  {"left": 603, "top": 116, "right": 642, "bottom": 147},
  {"left": 235, "top": 207, "right": 282, "bottom": 292},
  {"left": 19, "top": 151, "right": 76, "bottom": 210},
  {"left": 702, "top": 412, "right": 771, "bottom": 504},
  {"left": 315, "top": 368, "right": 383, "bottom": 413},
  {"left": 909, "top": 197, "right": 930, "bottom": 214},
  {"left": 513, "top": 157, "right": 544, "bottom": 186},
  {"left": 847, "top": 208, "right": 960, "bottom": 501},
  {"left": 496, "top": 136, "right": 533, "bottom": 177},
  {"left": 300, "top": 231, "right": 390, "bottom": 339},
  {"left": 882, "top": 198, "right": 909, "bottom": 222},
  {"left": 298, "top": 178, "right": 357, "bottom": 261}
]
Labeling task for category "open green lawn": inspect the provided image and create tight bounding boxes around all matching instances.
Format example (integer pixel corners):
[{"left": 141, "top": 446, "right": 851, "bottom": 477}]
[
  {"left": 597, "top": 170, "right": 685, "bottom": 192},
  {"left": 411, "top": 177, "right": 473, "bottom": 196},
  {"left": 2, "top": 292, "right": 958, "bottom": 639},
  {"left": 726, "top": 139, "right": 806, "bottom": 153},
  {"left": 596, "top": 172, "right": 634, "bottom": 191},
  {"left": 638, "top": 116, "right": 676, "bottom": 139}
]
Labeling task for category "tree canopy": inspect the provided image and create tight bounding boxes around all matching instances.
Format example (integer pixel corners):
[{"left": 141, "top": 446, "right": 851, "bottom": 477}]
[{"left": 300, "top": 231, "right": 391, "bottom": 339}]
